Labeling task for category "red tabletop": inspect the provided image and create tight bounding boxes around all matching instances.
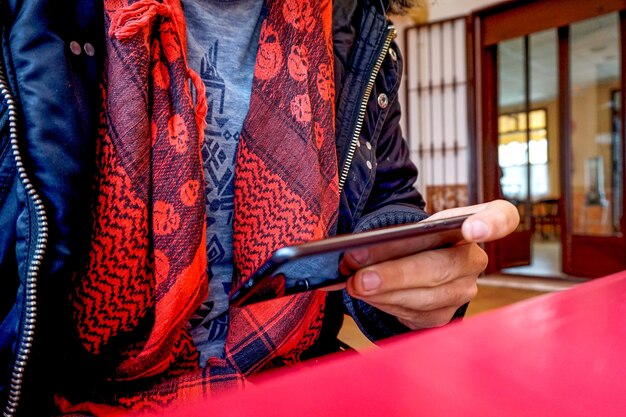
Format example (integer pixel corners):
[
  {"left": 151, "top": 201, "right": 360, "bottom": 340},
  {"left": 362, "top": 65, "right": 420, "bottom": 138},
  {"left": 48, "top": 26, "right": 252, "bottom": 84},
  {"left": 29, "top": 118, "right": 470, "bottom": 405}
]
[{"left": 166, "top": 271, "right": 626, "bottom": 416}]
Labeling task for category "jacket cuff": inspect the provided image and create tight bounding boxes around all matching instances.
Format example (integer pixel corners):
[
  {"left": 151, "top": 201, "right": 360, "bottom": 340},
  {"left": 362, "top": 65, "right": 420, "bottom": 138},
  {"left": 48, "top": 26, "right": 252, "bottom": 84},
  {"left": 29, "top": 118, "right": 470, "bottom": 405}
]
[{"left": 342, "top": 204, "right": 428, "bottom": 341}]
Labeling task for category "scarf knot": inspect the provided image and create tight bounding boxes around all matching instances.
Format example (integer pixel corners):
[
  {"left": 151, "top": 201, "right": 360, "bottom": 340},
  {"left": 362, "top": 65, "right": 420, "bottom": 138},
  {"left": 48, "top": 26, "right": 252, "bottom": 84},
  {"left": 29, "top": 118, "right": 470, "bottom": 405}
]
[{"left": 109, "top": 0, "right": 172, "bottom": 40}]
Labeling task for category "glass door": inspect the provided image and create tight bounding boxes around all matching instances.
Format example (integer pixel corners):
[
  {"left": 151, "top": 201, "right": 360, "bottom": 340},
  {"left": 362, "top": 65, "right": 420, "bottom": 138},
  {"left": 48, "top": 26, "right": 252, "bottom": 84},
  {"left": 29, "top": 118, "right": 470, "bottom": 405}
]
[
  {"left": 495, "top": 31, "right": 562, "bottom": 276},
  {"left": 495, "top": 37, "right": 532, "bottom": 268},
  {"left": 475, "top": 0, "right": 626, "bottom": 278},
  {"left": 564, "top": 12, "right": 625, "bottom": 277}
]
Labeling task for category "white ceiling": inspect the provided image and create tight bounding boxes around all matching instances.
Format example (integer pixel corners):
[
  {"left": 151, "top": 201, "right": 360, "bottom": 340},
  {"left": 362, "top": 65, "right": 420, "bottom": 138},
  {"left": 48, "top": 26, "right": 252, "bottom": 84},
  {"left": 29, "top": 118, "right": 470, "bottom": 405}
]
[{"left": 428, "top": 0, "right": 502, "bottom": 21}]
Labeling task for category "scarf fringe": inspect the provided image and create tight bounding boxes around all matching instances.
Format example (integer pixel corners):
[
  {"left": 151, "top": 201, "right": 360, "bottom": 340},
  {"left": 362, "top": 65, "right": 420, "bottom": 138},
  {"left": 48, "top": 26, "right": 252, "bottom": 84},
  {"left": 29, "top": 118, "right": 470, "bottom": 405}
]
[{"left": 109, "top": 0, "right": 207, "bottom": 152}]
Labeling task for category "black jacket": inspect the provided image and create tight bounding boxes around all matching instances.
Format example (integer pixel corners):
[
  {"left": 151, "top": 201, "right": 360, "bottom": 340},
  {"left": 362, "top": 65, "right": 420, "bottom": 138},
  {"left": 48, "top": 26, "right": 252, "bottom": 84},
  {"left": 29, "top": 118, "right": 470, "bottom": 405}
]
[{"left": 0, "top": 0, "right": 425, "bottom": 414}]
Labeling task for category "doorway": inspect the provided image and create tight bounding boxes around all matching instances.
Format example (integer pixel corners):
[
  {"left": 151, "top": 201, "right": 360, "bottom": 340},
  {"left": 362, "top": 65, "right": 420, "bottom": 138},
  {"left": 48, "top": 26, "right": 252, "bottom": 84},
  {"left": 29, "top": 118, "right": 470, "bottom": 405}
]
[
  {"left": 474, "top": 0, "right": 626, "bottom": 279},
  {"left": 496, "top": 31, "right": 565, "bottom": 278}
]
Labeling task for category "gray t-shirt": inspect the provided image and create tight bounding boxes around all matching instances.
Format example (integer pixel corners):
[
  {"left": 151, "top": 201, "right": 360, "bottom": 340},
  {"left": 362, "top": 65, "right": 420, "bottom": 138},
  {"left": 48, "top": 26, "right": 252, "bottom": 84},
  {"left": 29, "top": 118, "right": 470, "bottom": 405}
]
[{"left": 183, "top": 0, "right": 264, "bottom": 365}]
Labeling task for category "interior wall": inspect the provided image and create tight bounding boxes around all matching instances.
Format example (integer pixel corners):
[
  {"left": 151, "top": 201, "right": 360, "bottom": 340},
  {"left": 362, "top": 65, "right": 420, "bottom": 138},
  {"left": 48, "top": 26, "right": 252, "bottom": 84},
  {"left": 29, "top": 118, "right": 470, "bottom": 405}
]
[
  {"left": 570, "top": 80, "right": 620, "bottom": 234},
  {"left": 571, "top": 81, "right": 619, "bottom": 191},
  {"left": 391, "top": 0, "right": 504, "bottom": 206},
  {"left": 391, "top": 0, "right": 505, "bottom": 109}
]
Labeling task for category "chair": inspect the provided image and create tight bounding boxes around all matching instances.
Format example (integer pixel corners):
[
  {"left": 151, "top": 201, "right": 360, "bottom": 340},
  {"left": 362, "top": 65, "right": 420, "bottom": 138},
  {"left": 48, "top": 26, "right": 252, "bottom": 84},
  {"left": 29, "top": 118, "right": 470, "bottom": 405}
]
[{"left": 532, "top": 199, "right": 560, "bottom": 239}]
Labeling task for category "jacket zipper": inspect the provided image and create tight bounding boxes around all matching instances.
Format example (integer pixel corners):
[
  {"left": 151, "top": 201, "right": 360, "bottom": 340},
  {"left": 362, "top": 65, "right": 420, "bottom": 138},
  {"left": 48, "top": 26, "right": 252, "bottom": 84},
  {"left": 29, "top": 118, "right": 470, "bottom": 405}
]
[
  {"left": 0, "top": 54, "right": 49, "bottom": 417},
  {"left": 338, "top": 25, "right": 396, "bottom": 194}
]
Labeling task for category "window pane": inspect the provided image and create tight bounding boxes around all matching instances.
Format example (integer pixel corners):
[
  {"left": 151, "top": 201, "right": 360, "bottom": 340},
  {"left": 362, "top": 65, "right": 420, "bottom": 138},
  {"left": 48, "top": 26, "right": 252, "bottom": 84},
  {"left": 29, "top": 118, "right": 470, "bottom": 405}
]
[
  {"left": 570, "top": 13, "right": 621, "bottom": 236},
  {"left": 498, "top": 37, "right": 529, "bottom": 221},
  {"left": 529, "top": 31, "right": 558, "bottom": 202}
]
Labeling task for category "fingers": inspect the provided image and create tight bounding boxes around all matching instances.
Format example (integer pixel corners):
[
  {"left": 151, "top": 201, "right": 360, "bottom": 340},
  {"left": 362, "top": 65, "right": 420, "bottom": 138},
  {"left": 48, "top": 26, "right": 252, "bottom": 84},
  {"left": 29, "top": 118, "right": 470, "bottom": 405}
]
[
  {"left": 340, "top": 200, "right": 518, "bottom": 276},
  {"left": 337, "top": 200, "right": 517, "bottom": 331},
  {"left": 349, "top": 275, "right": 478, "bottom": 313},
  {"left": 426, "top": 202, "right": 492, "bottom": 220},
  {"left": 320, "top": 282, "right": 347, "bottom": 291},
  {"left": 346, "top": 243, "right": 487, "bottom": 295},
  {"left": 341, "top": 227, "right": 464, "bottom": 274},
  {"left": 462, "top": 200, "right": 520, "bottom": 242},
  {"left": 428, "top": 199, "right": 520, "bottom": 243},
  {"left": 349, "top": 277, "right": 476, "bottom": 331},
  {"left": 344, "top": 243, "right": 485, "bottom": 330}
]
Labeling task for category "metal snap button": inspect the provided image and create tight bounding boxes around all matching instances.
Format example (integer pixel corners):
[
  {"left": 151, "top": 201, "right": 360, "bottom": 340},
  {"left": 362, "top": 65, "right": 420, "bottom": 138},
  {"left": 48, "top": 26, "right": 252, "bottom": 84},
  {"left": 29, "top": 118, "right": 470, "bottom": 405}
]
[
  {"left": 377, "top": 93, "right": 389, "bottom": 109},
  {"left": 69, "top": 41, "right": 82, "bottom": 55},
  {"left": 366, "top": 141, "right": 372, "bottom": 150},
  {"left": 366, "top": 160, "right": 373, "bottom": 170},
  {"left": 389, "top": 48, "right": 397, "bottom": 62},
  {"left": 84, "top": 43, "right": 95, "bottom": 57}
]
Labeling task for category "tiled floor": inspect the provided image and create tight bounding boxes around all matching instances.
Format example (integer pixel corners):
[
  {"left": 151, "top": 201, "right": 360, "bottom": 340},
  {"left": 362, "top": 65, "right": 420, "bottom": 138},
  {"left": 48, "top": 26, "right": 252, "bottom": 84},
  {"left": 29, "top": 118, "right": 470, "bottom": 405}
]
[
  {"left": 501, "top": 238, "right": 589, "bottom": 281},
  {"left": 502, "top": 239, "right": 566, "bottom": 278}
]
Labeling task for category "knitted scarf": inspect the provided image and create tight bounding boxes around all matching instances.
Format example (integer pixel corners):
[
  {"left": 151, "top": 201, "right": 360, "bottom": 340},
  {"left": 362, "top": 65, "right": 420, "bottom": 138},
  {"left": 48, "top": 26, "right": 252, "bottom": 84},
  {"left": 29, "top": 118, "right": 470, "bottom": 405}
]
[{"left": 63, "top": 0, "right": 338, "bottom": 414}]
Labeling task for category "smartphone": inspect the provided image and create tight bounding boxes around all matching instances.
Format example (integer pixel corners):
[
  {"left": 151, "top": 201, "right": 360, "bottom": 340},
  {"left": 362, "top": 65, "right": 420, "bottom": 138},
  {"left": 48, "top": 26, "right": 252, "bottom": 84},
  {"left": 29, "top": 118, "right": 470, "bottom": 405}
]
[{"left": 229, "top": 213, "right": 471, "bottom": 307}]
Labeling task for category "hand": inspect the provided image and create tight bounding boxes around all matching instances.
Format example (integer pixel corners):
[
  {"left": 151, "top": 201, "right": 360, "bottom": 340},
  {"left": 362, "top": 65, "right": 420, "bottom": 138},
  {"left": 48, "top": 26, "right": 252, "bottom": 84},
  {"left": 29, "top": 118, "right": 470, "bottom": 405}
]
[{"left": 341, "top": 200, "right": 520, "bottom": 330}]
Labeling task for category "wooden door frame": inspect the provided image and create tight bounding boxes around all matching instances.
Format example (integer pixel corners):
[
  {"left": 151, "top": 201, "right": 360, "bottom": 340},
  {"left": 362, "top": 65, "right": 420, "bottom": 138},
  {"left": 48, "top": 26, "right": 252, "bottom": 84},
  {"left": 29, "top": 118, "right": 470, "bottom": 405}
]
[
  {"left": 472, "top": 0, "right": 626, "bottom": 276},
  {"left": 558, "top": 26, "right": 573, "bottom": 275}
]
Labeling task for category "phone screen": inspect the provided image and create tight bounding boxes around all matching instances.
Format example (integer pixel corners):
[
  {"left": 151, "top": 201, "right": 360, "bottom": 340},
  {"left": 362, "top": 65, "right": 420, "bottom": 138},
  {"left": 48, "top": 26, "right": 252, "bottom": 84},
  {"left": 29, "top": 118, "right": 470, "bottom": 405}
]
[{"left": 229, "top": 214, "right": 471, "bottom": 307}]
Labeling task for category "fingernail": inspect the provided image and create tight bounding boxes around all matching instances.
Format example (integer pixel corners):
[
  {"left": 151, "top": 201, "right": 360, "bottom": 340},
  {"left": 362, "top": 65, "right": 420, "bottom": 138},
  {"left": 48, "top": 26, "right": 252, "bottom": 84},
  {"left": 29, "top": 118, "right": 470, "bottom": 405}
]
[
  {"left": 361, "top": 271, "right": 381, "bottom": 292},
  {"left": 350, "top": 248, "right": 369, "bottom": 265},
  {"left": 470, "top": 220, "right": 489, "bottom": 241}
]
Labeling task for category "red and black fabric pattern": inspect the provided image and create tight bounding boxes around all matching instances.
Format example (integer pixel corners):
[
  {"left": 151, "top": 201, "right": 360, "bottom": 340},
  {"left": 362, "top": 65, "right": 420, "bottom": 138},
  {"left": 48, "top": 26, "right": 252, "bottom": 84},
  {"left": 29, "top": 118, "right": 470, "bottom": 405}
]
[
  {"left": 63, "top": 0, "right": 338, "bottom": 414},
  {"left": 233, "top": 0, "right": 338, "bottom": 284},
  {"left": 72, "top": 0, "right": 209, "bottom": 381},
  {"left": 229, "top": 0, "right": 339, "bottom": 373}
]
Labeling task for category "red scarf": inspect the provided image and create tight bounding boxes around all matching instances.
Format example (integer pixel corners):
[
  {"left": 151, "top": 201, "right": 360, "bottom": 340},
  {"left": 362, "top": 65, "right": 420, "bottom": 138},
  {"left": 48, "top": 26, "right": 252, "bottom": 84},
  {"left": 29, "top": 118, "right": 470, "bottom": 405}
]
[{"left": 64, "top": 0, "right": 338, "bottom": 414}]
